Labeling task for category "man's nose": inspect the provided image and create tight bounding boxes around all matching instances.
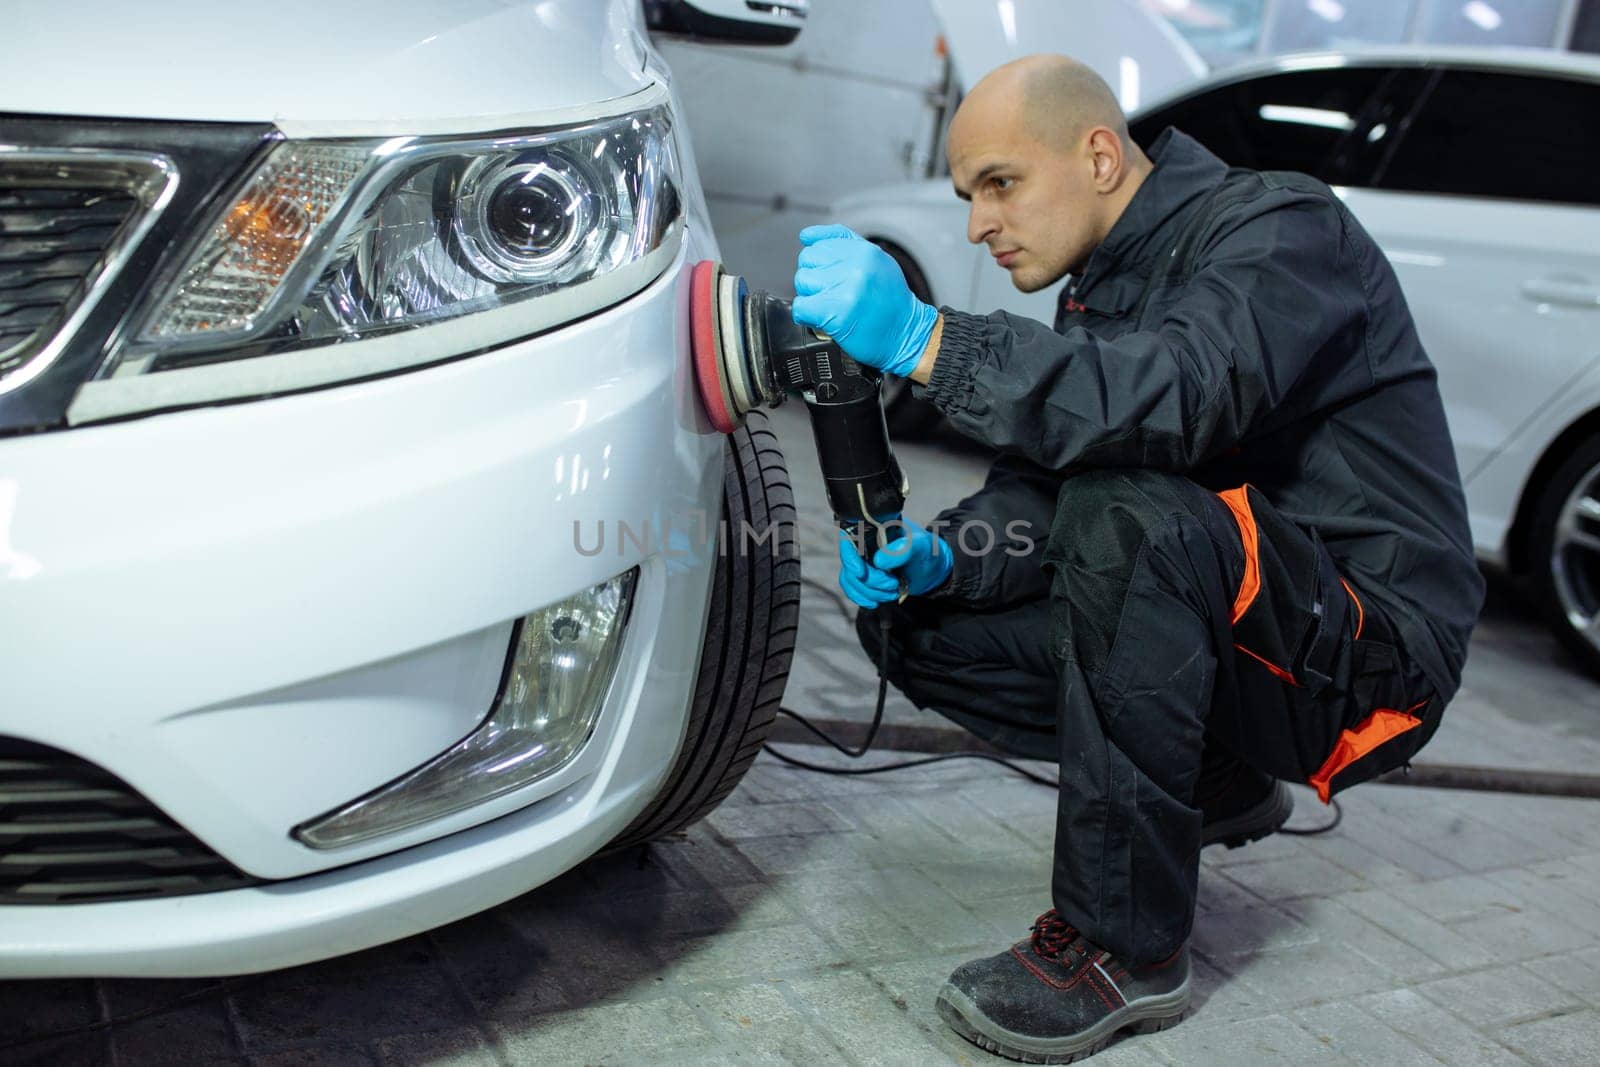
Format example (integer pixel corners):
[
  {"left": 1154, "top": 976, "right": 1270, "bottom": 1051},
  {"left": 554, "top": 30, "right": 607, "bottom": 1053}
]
[{"left": 966, "top": 204, "right": 998, "bottom": 246}]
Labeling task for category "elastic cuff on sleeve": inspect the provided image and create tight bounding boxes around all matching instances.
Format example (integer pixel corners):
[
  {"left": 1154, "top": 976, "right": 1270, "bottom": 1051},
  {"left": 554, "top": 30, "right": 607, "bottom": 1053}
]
[{"left": 915, "top": 308, "right": 987, "bottom": 416}]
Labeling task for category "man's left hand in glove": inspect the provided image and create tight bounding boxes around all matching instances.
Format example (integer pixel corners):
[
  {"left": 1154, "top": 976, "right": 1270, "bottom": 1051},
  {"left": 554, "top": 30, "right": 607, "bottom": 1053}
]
[{"left": 837, "top": 516, "right": 954, "bottom": 609}]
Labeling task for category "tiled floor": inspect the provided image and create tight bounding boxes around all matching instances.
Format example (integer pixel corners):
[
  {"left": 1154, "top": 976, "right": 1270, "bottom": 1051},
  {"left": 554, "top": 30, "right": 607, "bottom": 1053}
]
[{"left": 5, "top": 404, "right": 1598, "bottom": 1066}]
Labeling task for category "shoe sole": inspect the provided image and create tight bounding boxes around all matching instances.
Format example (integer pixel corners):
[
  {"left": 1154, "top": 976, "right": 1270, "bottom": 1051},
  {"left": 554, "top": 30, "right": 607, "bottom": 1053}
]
[
  {"left": 935, "top": 978, "right": 1190, "bottom": 1064},
  {"left": 1201, "top": 778, "right": 1294, "bottom": 850}
]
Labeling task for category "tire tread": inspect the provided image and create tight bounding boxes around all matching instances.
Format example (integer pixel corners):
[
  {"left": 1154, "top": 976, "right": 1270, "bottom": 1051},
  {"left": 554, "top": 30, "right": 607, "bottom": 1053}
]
[{"left": 604, "top": 410, "right": 801, "bottom": 849}]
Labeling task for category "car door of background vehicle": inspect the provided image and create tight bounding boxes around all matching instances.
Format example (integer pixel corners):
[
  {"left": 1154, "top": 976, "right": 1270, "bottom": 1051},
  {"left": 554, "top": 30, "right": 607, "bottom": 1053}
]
[{"left": 1336, "top": 67, "right": 1600, "bottom": 488}]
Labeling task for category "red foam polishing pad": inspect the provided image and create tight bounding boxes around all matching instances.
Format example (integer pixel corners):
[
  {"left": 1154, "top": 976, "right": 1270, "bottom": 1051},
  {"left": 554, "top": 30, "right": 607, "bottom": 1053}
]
[{"left": 689, "top": 260, "right": 739, "bottom": 434}]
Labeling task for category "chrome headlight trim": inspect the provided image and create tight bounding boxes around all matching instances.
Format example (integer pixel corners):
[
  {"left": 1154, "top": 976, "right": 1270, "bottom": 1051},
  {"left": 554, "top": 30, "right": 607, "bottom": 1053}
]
[
  {"left": 66, "top": 237, "right": 680, "bottom": 424},
  {"left": 71, "top": 86, "right": 682, "bottom": 424}
]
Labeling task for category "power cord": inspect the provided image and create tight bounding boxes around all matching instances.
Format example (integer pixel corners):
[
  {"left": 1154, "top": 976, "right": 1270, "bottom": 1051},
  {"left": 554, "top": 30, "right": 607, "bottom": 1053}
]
[
  {"left": 764, "top": 575, "right": 1344, "bottom": 834},
  {"left": 762, "top": 577, "right": 1060, "bottom": 787},
  {"left": 1281, "top": 796, "right": 1343, "bottom": 835}
]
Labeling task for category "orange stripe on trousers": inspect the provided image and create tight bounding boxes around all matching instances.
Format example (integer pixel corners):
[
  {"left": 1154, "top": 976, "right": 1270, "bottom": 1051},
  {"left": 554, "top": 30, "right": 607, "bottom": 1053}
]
[{"left": 1215, "top": 486, "right": 1260, "bottom": 623}]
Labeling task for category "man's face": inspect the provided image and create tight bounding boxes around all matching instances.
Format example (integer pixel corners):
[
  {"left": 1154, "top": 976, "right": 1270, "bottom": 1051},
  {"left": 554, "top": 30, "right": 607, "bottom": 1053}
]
[{"left": 948, "top": 105, "right": 1102, "bottom": 292}]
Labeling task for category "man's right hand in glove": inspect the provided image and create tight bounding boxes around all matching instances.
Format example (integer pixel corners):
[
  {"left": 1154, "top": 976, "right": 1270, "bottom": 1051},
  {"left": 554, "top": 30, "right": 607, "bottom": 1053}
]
[
  {"left": 792, "top": 225, "right": 939, "bottom": 380},
  {"left": 836, "top": 517, "right": 954, "bottom": 608}
]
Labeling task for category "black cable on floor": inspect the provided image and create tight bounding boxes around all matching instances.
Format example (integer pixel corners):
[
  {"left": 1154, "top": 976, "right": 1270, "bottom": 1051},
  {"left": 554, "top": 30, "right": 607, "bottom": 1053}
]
[
  {"left": 1280, "top": 797, "right": 1343, "bottom": 836},
  {"left": 767, "top": 575, "right": 1343, "bottom": 832},
  {"left": 761, "top": 742, "right": 1064, "bottom": 788},
  {"left": 761, "top": 577, "right": 1062, "bottom": 788}
]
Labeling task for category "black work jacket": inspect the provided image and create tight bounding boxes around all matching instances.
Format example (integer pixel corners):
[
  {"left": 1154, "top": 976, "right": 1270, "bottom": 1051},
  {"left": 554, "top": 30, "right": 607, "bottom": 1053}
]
[{"left": 912, "top": 127, "right": 1483, "bottom": 703}]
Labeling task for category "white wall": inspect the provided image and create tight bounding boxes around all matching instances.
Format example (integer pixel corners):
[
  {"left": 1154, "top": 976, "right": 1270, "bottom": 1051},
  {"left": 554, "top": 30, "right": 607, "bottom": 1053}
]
[{"left": 657, "top": 0, "right": 947, "bottom": 294}]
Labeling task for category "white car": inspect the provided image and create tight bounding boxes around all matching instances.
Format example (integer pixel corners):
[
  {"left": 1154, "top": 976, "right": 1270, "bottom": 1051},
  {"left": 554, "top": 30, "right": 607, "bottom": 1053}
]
[
  {"left": 0, "top": 0, "right": 807, "bottom": 977},
  {"left": 838, "top": 1, "right": 1600, "bottom": 677}
]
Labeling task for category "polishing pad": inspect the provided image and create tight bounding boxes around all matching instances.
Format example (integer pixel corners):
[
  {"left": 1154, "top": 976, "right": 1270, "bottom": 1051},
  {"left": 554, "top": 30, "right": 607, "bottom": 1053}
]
[
  {"left": 718, "top": 270, "right": 754, "bottom": 417},
  {"left": 689, "top": 260, "right": 740, "bottom": 434}
]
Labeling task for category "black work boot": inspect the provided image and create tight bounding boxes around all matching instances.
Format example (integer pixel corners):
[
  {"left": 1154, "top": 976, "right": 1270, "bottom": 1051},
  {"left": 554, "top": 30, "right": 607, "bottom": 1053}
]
[
  {"left": 1198, "top": 755, "right": 1294, "bottom": 849},
  {"left": 936, "top": 909, "right": 1189, "bottom": 1064}
]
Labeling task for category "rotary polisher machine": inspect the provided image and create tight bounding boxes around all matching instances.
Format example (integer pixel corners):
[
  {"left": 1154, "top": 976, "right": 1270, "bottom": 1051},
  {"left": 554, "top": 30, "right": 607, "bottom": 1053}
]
[{"left": 688, "top": 259, "right": 910, "bottom": 592}]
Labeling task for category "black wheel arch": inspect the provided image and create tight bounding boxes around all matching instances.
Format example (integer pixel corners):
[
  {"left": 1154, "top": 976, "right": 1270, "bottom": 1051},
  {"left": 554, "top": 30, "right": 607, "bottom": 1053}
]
[{"left": 1506, "top": 406, "right": 1600, "bottom": 575}]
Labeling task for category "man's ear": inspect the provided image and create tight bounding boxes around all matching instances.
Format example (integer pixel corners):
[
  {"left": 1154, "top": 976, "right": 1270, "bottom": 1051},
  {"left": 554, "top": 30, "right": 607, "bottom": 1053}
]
[{"left": 1087, "top": 126, "right": 1124, "bottom": 192}]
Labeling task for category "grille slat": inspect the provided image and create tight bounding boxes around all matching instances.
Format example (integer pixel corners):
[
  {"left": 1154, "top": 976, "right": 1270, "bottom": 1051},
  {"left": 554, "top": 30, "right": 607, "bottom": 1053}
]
[
  {"left": 11, "top": 874, "right": 242, "bottom": 902},
  {"left": 0, "top": 250, "right": 104, "bottom": 284},
  {"left": 0, "top": 227, "right": 123, "bottom": 265},
  {"left": 0, "top": 738, "right": 262, "bottom": 904},
  {"left": 0, "top": 170, "right": 143, "bottom": 376},
  {"left": 0, "top": 784, "right": 129, "bottom": 804},
  {"left": 0, "top": 815, "right": 185, "bottom": 838},
  {"left": 0, "top": 203, "right": 136, "bottom": 236},
  {"left": 0, "top": 275, "right": 81, "bottom": 306},
  {"left": 2, "top": 845, "right": 226, "bottom": 869},
  {"left": 0, "top": 305, "right": 68, "bottom": 338}
]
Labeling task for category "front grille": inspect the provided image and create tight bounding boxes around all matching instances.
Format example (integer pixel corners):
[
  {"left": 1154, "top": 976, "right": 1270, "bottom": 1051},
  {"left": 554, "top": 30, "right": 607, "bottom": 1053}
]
[
  {"left": 0, "top": 186, "right": 137, "bottom": 376},
  {"left": 0, "top": 152, "right": 172, "bottom": 387},
  {"left": 0, "top": 737, "right": 262, "bottom": 904}
]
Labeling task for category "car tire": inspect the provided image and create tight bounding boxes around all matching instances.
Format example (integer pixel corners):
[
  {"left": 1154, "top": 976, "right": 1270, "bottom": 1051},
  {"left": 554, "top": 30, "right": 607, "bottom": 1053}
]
[
  {"left": 602, "top": 409, "right": 801, "bottom": 850},
  {"left": 871, "top": 239, "right": 946, "bottom": 439},
  {"left": 1529, "top": 433, "right": 1600, "bottom": 679}
]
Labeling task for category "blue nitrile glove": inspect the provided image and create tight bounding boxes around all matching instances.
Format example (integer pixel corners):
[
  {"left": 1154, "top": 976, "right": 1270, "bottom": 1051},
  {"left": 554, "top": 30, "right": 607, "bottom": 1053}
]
[
  {"left": 836, "top": 516, "right": 953, "bottom": 608},
  {"left": 792, "top": 224, "right": 939, "bottom": 378}
]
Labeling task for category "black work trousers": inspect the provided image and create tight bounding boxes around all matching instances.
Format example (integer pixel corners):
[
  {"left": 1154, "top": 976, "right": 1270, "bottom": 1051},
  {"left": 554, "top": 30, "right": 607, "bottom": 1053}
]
[{"left": 855, "top": 470, "right": 1441, "bottom": 967}]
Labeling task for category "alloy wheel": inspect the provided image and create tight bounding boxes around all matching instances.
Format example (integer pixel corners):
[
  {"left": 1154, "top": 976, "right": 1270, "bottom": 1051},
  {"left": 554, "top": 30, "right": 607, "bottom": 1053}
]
[{"left": 1550, "top": 455, "right": 1600, "bottom": 658}]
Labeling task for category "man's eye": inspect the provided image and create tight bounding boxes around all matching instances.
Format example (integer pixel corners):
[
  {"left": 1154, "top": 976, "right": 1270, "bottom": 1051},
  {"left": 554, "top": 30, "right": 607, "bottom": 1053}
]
[{"left": 991, "top": 176, "right": 1013, "bottom": 192}]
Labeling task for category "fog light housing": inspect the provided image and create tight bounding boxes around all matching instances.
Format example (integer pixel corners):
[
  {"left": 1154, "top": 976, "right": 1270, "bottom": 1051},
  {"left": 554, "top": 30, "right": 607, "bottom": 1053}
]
[{"left": 294, "top": 568, "right": 638, "bottom": 850}]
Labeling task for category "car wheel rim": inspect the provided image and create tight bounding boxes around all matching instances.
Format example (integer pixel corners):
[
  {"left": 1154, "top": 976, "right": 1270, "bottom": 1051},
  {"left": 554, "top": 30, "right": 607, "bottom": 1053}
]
[{"left": 1551, "top": 456, "right": 1600, "bottom": 654}]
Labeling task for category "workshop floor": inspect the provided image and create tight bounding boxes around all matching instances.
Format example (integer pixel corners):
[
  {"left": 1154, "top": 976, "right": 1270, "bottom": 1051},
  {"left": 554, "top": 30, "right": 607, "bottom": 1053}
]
[{"left": 8, "top": 404, "right": 1600, "bottom": 1066}]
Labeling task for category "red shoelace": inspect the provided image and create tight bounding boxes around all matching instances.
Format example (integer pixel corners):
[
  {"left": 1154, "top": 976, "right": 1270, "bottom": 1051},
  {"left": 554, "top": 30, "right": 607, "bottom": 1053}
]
[{"left": 1029, "top": 908, "right": 1085, "bottom": 961}]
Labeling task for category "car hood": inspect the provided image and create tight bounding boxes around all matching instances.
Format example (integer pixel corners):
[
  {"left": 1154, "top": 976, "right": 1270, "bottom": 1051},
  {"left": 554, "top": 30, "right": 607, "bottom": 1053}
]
[
  {"left": 3, "top": 0, "right": 655, "bottom": 135},
  {"left": 930, "top": 0, "right": 1206, "bottom": 113}
]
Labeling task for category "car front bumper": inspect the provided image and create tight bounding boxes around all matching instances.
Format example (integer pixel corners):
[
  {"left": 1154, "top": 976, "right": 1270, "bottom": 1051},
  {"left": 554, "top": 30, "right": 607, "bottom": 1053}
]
[{"left": 0, "top": 241, "right": 729, "bottom": 977}]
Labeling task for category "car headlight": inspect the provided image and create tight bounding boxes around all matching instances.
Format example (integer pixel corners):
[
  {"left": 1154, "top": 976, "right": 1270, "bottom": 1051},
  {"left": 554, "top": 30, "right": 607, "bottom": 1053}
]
[
  {"left": 294, "top": 568, "right": 638, "bottom": 850},
  {"left": 70, "top": 98, "right": 682, "bottom": 421}
]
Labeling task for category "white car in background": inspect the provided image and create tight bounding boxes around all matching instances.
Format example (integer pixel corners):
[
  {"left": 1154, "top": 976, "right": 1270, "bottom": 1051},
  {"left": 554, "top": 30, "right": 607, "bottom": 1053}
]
[
  {"left": 0, "top": 0, "right": 806, "bottom": 977},
  {"left": 840, "top": 0, "right": 1600, "bottom": 677}
]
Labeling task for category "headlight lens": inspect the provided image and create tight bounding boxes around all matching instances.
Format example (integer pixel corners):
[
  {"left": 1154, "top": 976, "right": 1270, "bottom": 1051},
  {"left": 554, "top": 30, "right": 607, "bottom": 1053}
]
[
  {"left": 457, "top": 152, "right": 598, "bottom": 282},
  {"left": 293, "top": 568, "right": 638, "bottom": 850},
  {"left": 98, "top": 102, "right": 681, "bottom": 383}
]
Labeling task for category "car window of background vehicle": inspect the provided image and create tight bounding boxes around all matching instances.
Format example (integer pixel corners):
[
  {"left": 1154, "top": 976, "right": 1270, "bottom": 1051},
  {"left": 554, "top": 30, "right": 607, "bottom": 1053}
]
[
  {"left": 1128, "top": 67, "right": 1390, "bottom": 184},
  {"left": 1373, "top": 70, "right": 1600, "bottom": 206}
]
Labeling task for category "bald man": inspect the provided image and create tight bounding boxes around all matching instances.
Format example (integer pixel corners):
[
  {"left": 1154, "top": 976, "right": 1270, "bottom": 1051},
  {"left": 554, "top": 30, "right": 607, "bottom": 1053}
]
[{"left": 790, "top": 55, "right": 1481, "bottom": 1061}]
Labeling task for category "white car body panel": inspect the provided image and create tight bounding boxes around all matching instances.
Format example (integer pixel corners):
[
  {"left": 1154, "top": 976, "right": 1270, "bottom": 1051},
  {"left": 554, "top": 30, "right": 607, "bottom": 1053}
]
[
  {"left": 1, "top": 0, "right": 654, "bottom": 136},
  {"left": 2, "top": 252, "right": 722, "bottom": 883},
  {"left": 0, "top": 0, "right": 751, "bottom": 975},
  {"left": 0, "top": 239, "right": 730, "bottom": 973},
  {"left": 7, "top": 651, "right": 682, "bottom": 978},
  {"left": 1336, "top": 186, "right": 1600, "bottom": 558},
  {"left": 1465, "top": 358, "right": 1600, "bottom": 566}
]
